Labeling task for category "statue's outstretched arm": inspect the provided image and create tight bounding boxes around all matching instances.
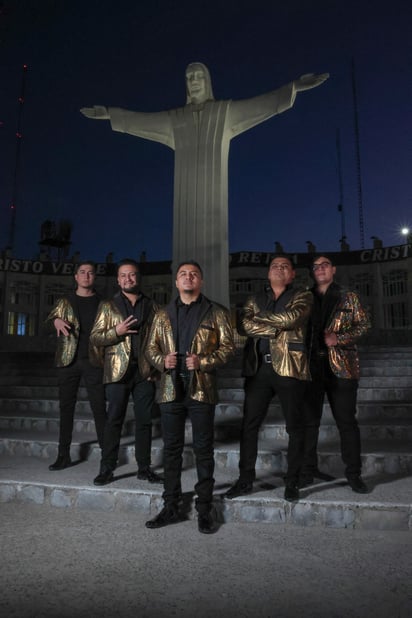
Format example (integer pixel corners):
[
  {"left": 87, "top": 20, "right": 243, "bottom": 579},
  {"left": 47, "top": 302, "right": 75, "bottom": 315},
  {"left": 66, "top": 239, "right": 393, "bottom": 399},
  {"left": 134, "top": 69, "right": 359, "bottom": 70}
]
[
  {"left": 80, "top": 105, "right": 110, "bottom": 120},
  {"left": 228, "top": 72, "right": 329, "bottom": 138},
  {"left": 293, "top": 73, "right": 329, "bottom": 92},
  {"left": 80, "top": 105, "right": 174, "bottom": 149}
]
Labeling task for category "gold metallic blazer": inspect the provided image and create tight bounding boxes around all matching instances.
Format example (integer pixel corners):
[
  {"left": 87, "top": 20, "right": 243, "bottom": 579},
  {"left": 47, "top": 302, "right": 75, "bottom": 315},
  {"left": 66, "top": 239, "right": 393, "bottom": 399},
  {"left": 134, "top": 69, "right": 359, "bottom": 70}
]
[
  {"left": 325, "top": 288, "right": 370, "bottom": 379},
  {"left": 240, "top": 287, "right": 313, "bottom": 380},
  {"left": 45, "top": 295, "right": 100, "bottom": 368},
  {"left": 90, "top": 293, "right": 158, "bottom": 384},
  {"left": 146, "top": 296, "right": 235, "bottom": 404}
]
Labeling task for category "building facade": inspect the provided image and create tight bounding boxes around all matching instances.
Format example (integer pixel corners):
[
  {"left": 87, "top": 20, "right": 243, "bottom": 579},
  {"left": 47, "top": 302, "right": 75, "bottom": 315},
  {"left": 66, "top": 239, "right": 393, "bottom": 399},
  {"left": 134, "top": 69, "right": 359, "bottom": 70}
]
[{"left": 1, "top": 242, "right": 411, "bottom": 351}]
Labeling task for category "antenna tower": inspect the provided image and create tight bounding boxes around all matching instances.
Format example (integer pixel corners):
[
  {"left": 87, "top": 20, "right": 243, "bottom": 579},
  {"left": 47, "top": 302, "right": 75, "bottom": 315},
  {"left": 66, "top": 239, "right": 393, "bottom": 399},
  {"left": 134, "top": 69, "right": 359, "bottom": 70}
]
[
  {"left": 351, "top": 59, "right": 365, "bottom": 248},
  {"left": 8, "top": 64, "right": 28, "bottom": 251},
  {"left": 336, "top": 128, "right": 346, "bottom": 243}
]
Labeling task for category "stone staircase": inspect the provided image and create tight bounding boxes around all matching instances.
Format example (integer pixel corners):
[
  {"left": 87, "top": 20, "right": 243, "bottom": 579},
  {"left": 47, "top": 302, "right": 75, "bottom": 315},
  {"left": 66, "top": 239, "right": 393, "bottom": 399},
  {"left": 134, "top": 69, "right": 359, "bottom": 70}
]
[{"left": 0, "top": 347, "right": 411, "bottom": 530}]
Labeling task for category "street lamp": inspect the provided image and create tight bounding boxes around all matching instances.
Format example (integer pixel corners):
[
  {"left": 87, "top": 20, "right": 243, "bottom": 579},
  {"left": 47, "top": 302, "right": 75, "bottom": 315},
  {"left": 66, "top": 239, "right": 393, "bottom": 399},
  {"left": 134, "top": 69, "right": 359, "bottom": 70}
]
[{"left": 401, "top": 227, "right": 411, "bottom": 245}]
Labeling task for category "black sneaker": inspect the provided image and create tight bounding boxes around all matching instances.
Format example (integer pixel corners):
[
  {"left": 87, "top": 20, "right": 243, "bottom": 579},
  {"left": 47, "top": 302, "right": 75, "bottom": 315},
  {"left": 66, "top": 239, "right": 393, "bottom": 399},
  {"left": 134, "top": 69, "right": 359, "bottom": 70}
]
[
  {"left": 93, "top": 470, "right": 114, "bottom": 486},
  {"left": 225, "top": 480, "right": 253, "bottom": 499},
  {"left": 48, "top": 455, "right": 71, "bottom": 471},
  {"left": 137, "top": 468, "right": 164, "bottom": 484},
  {"left": 198, "top": 510, "right": 217, "bottom": 534},
  {"left": 347, "top": 476, "right": 369, "bottom": 494},
  {"left": 284, "top": 484, "right": 300, "bottom": 502},
  {"left": 145, "top": 507, "right": 180, "bottom": 529}
]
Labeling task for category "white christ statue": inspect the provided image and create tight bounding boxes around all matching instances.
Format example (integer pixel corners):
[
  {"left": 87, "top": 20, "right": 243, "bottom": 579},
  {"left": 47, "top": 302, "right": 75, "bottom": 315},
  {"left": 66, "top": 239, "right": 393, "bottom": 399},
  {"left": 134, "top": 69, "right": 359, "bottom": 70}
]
[{"left": 81, "top": 63, "right": 328, "bottom": 307}]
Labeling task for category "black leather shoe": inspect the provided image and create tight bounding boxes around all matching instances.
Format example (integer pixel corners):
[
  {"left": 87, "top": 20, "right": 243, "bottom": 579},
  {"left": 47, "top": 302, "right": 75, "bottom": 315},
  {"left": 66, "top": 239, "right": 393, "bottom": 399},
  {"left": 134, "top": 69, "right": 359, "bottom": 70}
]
[
  {"left": 145, "top": 507, "right": 180, "bottom": 529},
  {"left": 225, "top": 480, "right": 253, "bottom": 499},
  {"left": 137, "top": 468, "right": 164, "bottom": 484},
  {"left": 284, "top": 484, "right": 300, "bottom": 502},
  {"left": 198, "top": 511, "right": 217, "bottom": 534},
  {"left": 347, "top": 476, "right": 369, "bottom": 494},
  {"left": 93, "top": 470, "right": 114, "bottom": 486},
  {"left": 48, "top": 455, "right": 71, "bottom": 471}
]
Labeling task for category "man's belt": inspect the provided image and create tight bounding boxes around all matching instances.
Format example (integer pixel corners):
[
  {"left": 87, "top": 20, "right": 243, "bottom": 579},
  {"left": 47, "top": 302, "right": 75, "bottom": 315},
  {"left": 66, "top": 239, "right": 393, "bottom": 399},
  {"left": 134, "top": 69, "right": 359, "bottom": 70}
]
[
  {"left": 317, "top": 350, "right": 328, "bottom": 357},
  {"left": 263, "top": 354, "right": 272, "bottom": 364}
]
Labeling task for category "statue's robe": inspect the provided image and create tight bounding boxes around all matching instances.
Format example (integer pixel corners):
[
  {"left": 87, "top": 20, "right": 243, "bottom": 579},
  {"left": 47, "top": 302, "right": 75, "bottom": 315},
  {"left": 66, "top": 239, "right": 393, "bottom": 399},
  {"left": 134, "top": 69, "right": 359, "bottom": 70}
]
[{"left": 109, "top": 83, "right": 296, "bottom": 307}]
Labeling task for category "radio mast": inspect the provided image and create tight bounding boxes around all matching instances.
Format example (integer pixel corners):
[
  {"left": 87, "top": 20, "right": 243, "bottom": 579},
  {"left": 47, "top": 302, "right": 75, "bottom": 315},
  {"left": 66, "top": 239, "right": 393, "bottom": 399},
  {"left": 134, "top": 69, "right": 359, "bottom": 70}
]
[
  {"left": 336, "top": 128, "right": 346, "bottom": 244},
  {"left": 351, "top": 58, "right": 365, "bottom": 248},
  {"left": 8, "top": 64, "right": 28, "bottom": 251}
]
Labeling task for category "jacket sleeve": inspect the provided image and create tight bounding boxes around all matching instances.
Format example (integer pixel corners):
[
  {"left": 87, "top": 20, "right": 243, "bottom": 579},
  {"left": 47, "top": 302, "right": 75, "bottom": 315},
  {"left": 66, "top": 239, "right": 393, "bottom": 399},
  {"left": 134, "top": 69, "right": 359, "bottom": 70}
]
[
  {"left": 242, "top": 290, "right": 313, "bottom": 336},
  {"left": 44, "top": 298, "right": 66, "bottom": 332},
  {"left": 44, "top": 298, "right": 76, "bottom": 336},
  {"left": 198, "top": 308, "right": 236, "bottom": 372},
  {"left": 240, "top": 297, "right": 280, "bottom": 338},
  {"left": 145, "top": 311, "right": 173, "bottom": 372},
  {"left": 90, "top": 301, "right": 122, "bottom": 347},
  {"left": 333, "top": 292, "right": 371, "bottom": 346}
]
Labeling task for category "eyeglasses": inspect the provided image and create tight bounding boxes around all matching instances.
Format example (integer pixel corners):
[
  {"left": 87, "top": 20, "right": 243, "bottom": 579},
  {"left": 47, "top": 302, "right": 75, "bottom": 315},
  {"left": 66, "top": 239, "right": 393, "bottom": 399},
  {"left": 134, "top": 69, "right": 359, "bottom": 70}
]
[{"left": 312, "top": 261, "right": 332, "bottom": 271}]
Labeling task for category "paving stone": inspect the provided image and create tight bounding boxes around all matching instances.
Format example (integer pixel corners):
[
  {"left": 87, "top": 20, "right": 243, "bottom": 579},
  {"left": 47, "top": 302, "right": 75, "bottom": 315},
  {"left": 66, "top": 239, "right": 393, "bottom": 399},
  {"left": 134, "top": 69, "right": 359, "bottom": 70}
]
[
  {"left": 17, "top": 484, "right": 45, "bottom": 505},
  {"left": 0, "top": 483, "right": 16, "bottom": 502},
  {"left": 359, "top": 507, "right": 411, "bottom": 531},
  {"left": 50, "top": 488, "right": 74, "bottom": 509},
  {"left": 76, "top": 489, "right": 116, "bottom": 512}
]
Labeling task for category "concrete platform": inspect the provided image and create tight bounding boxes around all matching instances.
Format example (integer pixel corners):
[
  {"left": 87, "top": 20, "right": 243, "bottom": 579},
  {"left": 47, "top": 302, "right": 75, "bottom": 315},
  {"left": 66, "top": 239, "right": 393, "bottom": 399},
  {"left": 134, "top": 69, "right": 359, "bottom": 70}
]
[{"left": 1, "top": 454, "right": 412, "bottom": 531}]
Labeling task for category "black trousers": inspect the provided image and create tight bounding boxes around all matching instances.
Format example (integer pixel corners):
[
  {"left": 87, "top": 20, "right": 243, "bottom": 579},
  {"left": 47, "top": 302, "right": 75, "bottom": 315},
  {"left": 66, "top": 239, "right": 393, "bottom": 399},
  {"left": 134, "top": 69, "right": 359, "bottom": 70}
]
[
  {"left": 101, "top": 365, "right": 155, "bottom": 472},
  {"left": 239, "top": 363, "right": 306, "bottom": 485},
  {"left": 57, "top": 357, "right": 106, "bottom": 455},
  {"left": 160, "top": 396, "right": 215, "bottom": 515},
  {"left": 301, "top": 357, "right": 361, "bottom": 479}
]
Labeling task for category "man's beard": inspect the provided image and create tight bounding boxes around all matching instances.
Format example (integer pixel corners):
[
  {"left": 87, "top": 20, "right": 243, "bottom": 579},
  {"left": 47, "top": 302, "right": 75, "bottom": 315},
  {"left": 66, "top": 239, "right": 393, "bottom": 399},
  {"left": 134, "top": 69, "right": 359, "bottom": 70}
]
[{"left": 122, "top": 285, "right": 139, "bottom": 294}]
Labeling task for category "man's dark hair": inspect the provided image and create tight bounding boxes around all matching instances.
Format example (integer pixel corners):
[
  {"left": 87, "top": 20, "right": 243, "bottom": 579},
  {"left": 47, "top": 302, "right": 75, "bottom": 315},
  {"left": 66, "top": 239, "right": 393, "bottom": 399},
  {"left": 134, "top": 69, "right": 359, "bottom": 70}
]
[
  {"left": 175, "top": 260, "right": 203, "bottom": 277},
  {"left": 270, "top": 253, "right": 296, "bottom": 270},
  {"left": 310, "top": 254, "right": 335, "bottom": 268},
  {"left": 74, "top": 261, "right": 96, "bottom": 274},
  {"left": 117, "top": 258, "right": 140, "bottom": 275}
]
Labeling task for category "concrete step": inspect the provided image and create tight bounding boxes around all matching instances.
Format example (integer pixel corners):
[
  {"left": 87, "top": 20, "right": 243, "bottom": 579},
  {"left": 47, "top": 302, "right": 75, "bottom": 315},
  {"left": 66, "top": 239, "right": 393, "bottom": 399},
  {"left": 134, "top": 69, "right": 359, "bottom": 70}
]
[
  {"left": 1, "top": 431, "right": 411, "bottom": 477},
  {"left": 0, "top": 376, "right": 58, "bottom": 387},
  {"left": 214, "top": 439, "right": 412, "bottom": 477},
  {"left": 0, "top": 364, "right": 56, "bottom": 377},
  {"left": 218, "top": 387, "right": 412, "bottom": 403},
  {"left": 0, "top": 455, "right": 411, "bottom": 531},
  {"left": 1, "top": 398, "right": 411, "bottom": 423},
  {"left": 361, "top": 366, "right": 412, "bottom": 376},
  {"left": 1, "top": 369, "right": 411, "bottom": 396},
  {"left": 236, "top": 420, "right": 412, "bottom": 443},
  {"left": 358, "top": 377, "right": 412, "bottom": 387},
  {"left": 219, "top": 374, "right": 412, "bottom": 389},
  {"left": 359, "top": 347, "right": 412, "bottom": 359},
  {"left": 2, "top": 411, "right": 412, "bottom": 444}
]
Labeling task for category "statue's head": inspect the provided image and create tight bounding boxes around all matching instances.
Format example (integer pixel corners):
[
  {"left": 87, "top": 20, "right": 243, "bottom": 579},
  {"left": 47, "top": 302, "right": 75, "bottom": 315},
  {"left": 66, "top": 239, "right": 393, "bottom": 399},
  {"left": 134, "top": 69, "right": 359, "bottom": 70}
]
[{"left": 185, "top": 62, "right": 214, "bottom": 105}]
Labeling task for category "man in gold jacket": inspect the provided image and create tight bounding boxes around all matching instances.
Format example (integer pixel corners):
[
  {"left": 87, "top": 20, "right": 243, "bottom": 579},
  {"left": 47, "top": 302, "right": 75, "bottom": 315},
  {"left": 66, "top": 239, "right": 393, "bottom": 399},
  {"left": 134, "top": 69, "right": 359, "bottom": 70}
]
[
  {"left": 300, "top": 255, "right": 371, "bottom": 493},
  {"left": 45, "top": 261, "right": 106, "bottom": 471},
  {"left": 226, "top": 254, "right": 313, "bottom": 502},
  {"left": 90, "top": 258, "right": 162, "bottom": 486},
  {"left": 145, "top": 261, "right": 235, "bottom": 533}
]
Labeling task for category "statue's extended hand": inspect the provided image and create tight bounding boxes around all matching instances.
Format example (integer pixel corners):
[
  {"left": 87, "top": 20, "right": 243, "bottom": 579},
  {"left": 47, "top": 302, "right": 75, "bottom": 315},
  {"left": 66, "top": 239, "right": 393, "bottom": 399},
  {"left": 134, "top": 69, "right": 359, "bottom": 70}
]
[
  {"left": 294, "top": 73, "right": 329, "bottom": 92},
  {"left": 80, "top": 105, "right": 110, "bottom": 120}
]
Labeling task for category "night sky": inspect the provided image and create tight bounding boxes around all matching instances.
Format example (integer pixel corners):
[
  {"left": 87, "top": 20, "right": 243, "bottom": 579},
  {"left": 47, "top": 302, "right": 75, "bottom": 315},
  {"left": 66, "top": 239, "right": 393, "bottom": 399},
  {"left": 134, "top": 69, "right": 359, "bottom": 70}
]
[{"left": 1, "top": 0, "right": 411, "bottom": 264}]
